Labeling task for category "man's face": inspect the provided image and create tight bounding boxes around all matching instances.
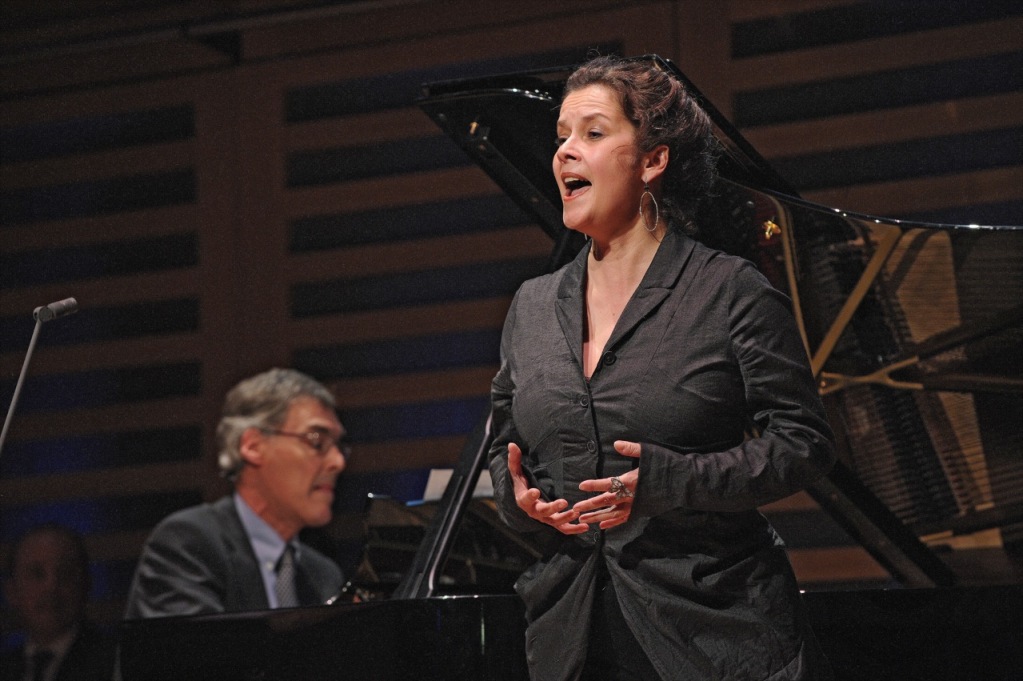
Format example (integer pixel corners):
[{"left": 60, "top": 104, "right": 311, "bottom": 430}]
[
  {"left": 245, "top": 397, "right": 346, "bottom": 540},
  {"left": 3, "top": 530, "right": 87, "bottom": 645}
]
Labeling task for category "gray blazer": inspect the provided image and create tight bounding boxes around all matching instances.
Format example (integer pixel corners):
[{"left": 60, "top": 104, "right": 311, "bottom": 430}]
[
  {"left": 124, "top": 496, "right": 342, "bottom": 619},
  {"left": 489, "top": 229, "right": 835, "bottom": 681}
]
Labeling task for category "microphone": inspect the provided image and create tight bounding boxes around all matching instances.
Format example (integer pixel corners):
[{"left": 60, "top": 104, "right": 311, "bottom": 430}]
[
  {"left": 1, "top": 298, "right": 80, "bottom": 457},
  {"left": 33, "top": 297, "right": 79, "bottom": 322}
]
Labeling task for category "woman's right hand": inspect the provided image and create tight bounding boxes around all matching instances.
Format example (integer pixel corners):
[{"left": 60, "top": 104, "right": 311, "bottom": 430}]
[{"left": 507, "top": 442, "right": 588, "bottom": 535}]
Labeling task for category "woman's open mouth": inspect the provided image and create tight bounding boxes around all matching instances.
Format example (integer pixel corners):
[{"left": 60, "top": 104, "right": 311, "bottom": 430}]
[{"left": 563, "top": 176, "right": 591, "bottom": 198}]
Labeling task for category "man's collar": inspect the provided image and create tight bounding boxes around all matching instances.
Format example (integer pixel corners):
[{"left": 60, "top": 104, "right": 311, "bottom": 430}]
[{"left": 233, "top": 494, "right": 300, "bottom": 566}]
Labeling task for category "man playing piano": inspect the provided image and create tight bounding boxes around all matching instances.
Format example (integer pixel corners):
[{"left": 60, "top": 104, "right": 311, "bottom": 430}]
[{"left": 124, "top": 368, "right": 347, "bottom": 618}]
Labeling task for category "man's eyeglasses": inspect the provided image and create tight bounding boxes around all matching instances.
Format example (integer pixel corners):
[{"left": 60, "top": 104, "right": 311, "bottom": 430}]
[{"left": 260, "top": 429, "right": 351, "bottom": 458}]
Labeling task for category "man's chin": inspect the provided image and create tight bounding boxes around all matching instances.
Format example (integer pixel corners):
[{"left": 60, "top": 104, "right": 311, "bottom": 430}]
[{"left": 305, "top": 507, "right": 333, "bottom": 528}]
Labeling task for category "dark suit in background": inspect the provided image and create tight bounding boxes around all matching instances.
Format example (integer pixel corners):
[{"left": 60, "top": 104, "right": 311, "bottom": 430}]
[
  {"left": 123, "top": 496, "right": 342, "bottom": 618},
  {"left": 1, "top": 524, "right": 116, "bottom": 681},
  {"left": 0, "top": 624, "right": 115, "bottom": 681}
]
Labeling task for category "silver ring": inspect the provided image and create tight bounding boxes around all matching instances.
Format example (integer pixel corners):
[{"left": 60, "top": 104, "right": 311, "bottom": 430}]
[{"left": 609, "top": 477, "right": 634, "bottom": 500}]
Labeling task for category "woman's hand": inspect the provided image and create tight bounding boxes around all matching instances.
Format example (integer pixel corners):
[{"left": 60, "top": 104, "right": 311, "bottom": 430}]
[
  {"left": 574, "top": 440, "right": 640, "bottom": 529},
  {"left": 507, "top": 443, "right": 589, "bottom": 535}
]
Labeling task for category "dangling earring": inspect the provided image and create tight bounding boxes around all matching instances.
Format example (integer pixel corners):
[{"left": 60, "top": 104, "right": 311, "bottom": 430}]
[{"left": 639, "top": 182, "right": 659, "bottom": 233}]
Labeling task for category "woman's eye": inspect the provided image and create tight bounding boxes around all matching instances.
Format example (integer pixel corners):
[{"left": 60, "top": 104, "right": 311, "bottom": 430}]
[
  {"left": 587, "top": 130, "right": 603, "bottom": 139},
  {"left": 555, "top": 136, "right": 566, "bottom": 146}
]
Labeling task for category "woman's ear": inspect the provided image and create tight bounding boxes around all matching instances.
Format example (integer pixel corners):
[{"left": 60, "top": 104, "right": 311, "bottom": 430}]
[
  {"left": 238, "top": 428, "right": 264, "bottom": 468},
  {"left": 642, "top": 144, "right": 670, "bottom": 184}
]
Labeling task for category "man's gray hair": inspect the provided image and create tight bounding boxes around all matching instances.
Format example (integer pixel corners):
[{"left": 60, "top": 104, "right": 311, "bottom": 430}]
[{"left": 216, "top": 368, "right": 336, "bottom": 480}]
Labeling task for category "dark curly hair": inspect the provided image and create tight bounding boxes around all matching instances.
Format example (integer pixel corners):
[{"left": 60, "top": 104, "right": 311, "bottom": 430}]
[{"left": 563, "top": 55, "right": 718, "bottom": 233}]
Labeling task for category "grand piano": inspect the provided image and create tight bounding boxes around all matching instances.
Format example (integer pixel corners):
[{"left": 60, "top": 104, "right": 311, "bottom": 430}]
[{"left": 119, "top": 56, "right": 1022, "bottom": 680}]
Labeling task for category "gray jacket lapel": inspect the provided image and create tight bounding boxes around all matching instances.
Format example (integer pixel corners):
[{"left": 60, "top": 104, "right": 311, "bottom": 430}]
[
  {"left": 555, "top": 232, "right": 696, "bottom": 365},
  {"left": 555, "top": 251, "right": 586, "bottom": 371}
]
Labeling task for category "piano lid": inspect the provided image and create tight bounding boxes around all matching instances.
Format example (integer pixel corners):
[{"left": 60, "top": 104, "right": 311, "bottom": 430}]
[
  {"left": 400, "top": 54, "right": 1023, "bottom": 595},
  {"left": 417, "top": 53, "right": 1019, "bottom": 243},
  {"left": 417, "top": 54, "right": 798, "bottom": 245}
]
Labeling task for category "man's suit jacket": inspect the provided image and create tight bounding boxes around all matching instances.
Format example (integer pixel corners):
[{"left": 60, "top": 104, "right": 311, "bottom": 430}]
[
  {"left": 0, "top": 623, "right": 116, "bottom": 681},
  {"left": 123, "top": 496, "right": 342, "bottom": 619}
]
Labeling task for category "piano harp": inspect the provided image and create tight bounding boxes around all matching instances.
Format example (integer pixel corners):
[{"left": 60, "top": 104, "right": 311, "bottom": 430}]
[{"left": 119, "top": 55, "right": 1022, "bottom": 681}]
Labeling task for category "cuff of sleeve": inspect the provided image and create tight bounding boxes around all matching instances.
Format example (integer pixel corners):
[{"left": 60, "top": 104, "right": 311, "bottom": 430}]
[{"left": 632, "top": 443, "right": 691, "bottom": 518}]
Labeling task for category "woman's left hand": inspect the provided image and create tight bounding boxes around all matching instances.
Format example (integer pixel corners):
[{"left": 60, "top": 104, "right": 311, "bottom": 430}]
[{"left": 574, "top": 440, "right": 640, "bottom": 529}]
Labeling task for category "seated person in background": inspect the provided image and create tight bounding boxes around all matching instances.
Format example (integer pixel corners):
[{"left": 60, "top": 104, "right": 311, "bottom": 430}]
[
  {"left": 1, "top": 523, "right": 116, "bottom": 681},
  {"left": 123, "top": 368, "right": 347, "bottom": 618}
]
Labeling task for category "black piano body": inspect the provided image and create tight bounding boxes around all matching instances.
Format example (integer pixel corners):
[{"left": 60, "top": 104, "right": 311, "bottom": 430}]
[
  {"left": 118, "top": 586, "right": 1022, "bottom": 680},
  {"left": 120, "top": 56, "right": 1023, "bottom": 680},
  {"left": 119, "top": 595, "right": 528, "bottom": 681}
]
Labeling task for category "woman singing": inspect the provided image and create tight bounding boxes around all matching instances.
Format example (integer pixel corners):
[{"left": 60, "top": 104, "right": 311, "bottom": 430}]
[{"left": 488, "top": 55, "right": 836, "bottom": 680}]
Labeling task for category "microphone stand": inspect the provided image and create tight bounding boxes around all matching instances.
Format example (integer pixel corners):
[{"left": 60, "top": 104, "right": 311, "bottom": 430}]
[{"left": 0, "top": 298, "right": 78, "bottom": 458}]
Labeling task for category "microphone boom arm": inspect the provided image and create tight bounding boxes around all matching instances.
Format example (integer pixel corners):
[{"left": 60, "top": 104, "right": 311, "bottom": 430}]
[{"left": 0, "top": 297, "right": 78, "bottom": 458}]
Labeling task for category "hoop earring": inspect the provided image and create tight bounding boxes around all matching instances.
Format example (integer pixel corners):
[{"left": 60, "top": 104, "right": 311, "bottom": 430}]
[{"left": 639, "top": 183, "right": 659, "bottom": 233}]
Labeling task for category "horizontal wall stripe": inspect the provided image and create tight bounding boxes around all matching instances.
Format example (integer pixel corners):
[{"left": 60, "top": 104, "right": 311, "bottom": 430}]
[
  {"left": 730, "top": 18, "right": 1023, "bottom": 95},
  {"left": 340, "top": 396, "right": 490, "bottom": 445},
  {"left": 342, "top": 435, "right": 468, "bottom": 475},
  {"left": 0, "top": 105, "right": 194, "bottom": 164},
  {"left": 71, "top": 530, "right": 152, "bottom": 565},
  {"left": 0, "top": 275, "right": 205, "bottom": 352},
  {"left": 728, "top": 0, "right": 862, "bottom": 23},
  {"left": 290, "top": 194, "right": 531, "bottom": 251},
  {"left": 287, "top": 134, "right": 470, "bottom": 187},
  {"left": 0, "top": 232, "right": 198, "bottom": 288},
  {"left": 803, "top": 166, "right": 1023, "bottom": 220},
  {"left": 330, "top": 365, "right": 497, "bottom": 411},
  {"left": 293, "top": 328, "right": 502, "bottom": 380},
  {"left": 284, "top": 45, "right": 606, "bottom": 123},
  {"left": 0, "top": 141, "right": 197, "bottom": 194},
  {"left": 287, "top": 299, "right": 511, "bottom": 351},
  {"left": 0, "top": 427, "right": 201, "bottom": 478},
  {"left": 5, "top": 398, "right": 205, "bottom": 447},
  {"left": 0, "top": 205, "right": 198, "bottom": 251},
  {"left": 0, "top": 298, "right": 200, "bottom": 352},
  {"left": 280, "top": 166, "right": 499, "bottom": 217},
  {"left": 290, "top": 256, "right": 546, "bottom": 317},
  {"left": 285, "top": 107, "right": 440, "bottom": 152},
  {"left": 734, "top": 51, "right": 1023, "bottom": 127},
  {"left": 732, "top": 0, "right": 1022, "bottom": 58},
  {"left": 286, "top": 227, "right": 551, "bottom": 285},
  {"left": 0, "top": 337, "right": 204, "bottom": 383},
  {"left": 0, "top": 168, "right": 196, "bottom": 226},
  {"left": 0, "top": 490, "right": 202, "bottom": 538},
  {"left": 0, "top": 361, "right": 201, "bottom": 413},
  {"left": 0, "top": 462, "right": 208, "bottom": 509},
  {"left": 744, "top": 92, "right": 1023, "bottom": 159},
  {"left": 773, "top": 127, "right": 1022, "bottom": 191}
]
